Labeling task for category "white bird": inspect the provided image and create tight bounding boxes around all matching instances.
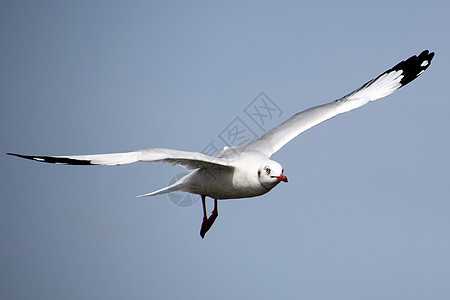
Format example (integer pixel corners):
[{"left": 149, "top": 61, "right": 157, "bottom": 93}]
[{"left": 8, "top": 50, "right": 435, "bottom": 238}]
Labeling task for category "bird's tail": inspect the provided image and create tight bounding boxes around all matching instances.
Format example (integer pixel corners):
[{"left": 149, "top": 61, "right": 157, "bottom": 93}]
[
  {"left": 136, "top": 171, "right": 198, "bottom": 198},
  {"left": 136, "top": 181, "right": 188, "bottom": 198}
]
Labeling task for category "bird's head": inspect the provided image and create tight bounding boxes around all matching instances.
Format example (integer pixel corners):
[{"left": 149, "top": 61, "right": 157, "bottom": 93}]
[{"left": 257, "top": 160, "right": 288, "bottom": 190}]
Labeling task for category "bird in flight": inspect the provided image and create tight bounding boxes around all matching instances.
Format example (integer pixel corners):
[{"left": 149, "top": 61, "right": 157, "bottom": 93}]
[{"left": 8, "top": 50, "right": 435, "bottom": 238}]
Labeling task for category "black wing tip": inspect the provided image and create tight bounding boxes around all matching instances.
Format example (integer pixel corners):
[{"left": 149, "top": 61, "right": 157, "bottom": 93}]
[
  {"left": 7, "top": 152, "right": 93, "bottom": 165},
  {"left": 393, "top": 50, "right": 435, "bottom": 87},
  {"left": 7, "top": 153, "right": 30, "bottom": 159}
]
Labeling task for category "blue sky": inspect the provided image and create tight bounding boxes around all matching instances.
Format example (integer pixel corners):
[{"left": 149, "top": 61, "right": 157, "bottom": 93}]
[{"left": 1, "top": 1, "right": 450, "bottom": 299}]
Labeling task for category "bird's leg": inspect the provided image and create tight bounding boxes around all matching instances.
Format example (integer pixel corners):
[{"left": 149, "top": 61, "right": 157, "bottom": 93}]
[
  {"left": 200, "top": 195, "right": 209, "bottom": 238},
  {"left": 200, "top": 196, "right": 219, "bottom": 239},
  {"left": 211, "top": 198, "right": 218, "bottom": 221},
  {"left": 202, "top": 195, "right": 207, "bottom": 222}
]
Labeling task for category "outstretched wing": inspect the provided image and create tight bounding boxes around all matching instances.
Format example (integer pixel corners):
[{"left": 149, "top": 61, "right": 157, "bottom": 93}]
[
  {"left": 7, "top": 148, "right": 233, "bottom": 171},
  {"left": 243, "top": 50, "right": 435, "bottom": 157}
]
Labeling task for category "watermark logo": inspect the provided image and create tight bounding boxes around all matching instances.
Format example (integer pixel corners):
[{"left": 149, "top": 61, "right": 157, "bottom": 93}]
[
  {"left": 219, "top": 117, "right": 257, "bottom": 147},
  {"left": 167, "top": 92, "right": 283, "bottom": 207},
  {"left": 166, "top": 173, "right": 199, "bottom": 208},
  {"left": 245, "top": 92, "right": 283, "bottom": 131}
]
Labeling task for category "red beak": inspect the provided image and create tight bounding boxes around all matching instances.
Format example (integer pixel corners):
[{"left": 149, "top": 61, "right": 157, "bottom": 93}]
[{"left": 273, "top": 174, "right": 288, "bottom": 182}]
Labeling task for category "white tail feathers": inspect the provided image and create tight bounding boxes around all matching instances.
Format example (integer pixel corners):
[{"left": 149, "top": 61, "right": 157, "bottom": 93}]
[{"left": 136, "top": 182, "right": 188, "bottom": 198}]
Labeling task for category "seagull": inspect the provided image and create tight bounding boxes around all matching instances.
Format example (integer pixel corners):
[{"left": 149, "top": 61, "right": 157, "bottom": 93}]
[{"left": 8, "top": 50, "right": 434, "bottom": 238}]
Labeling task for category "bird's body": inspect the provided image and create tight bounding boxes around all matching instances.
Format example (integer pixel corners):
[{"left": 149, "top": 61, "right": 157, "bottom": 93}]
[
  {"left": 8, "top": 50, "right": 435, "bottom": 238},
  {"left": 176, "top": 153, "right": 283, "bottom": 200}
]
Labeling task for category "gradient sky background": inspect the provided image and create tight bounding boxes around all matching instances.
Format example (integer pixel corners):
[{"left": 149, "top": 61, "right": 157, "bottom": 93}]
[{"left": 1, "top": 1, "right": 450, "bottom": 299}]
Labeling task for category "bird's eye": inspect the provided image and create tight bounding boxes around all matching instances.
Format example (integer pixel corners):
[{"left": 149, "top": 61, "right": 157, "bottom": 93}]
[{"left": 264, "top": 166, "right": 271, "bottom": 174}]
